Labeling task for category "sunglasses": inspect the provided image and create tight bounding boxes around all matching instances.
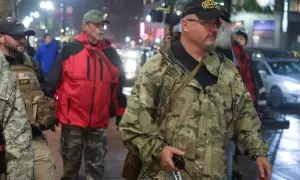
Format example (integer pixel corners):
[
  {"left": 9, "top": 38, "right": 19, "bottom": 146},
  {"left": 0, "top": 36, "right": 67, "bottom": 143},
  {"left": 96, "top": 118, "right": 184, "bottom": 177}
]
[{"left": 185, "top": 18, "right": 221, "bottom": 29}]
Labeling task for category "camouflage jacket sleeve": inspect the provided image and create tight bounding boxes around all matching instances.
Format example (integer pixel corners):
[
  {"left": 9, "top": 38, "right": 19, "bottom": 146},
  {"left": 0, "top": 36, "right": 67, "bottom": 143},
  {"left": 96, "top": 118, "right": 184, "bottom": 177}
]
[
  {"left": 230, "top": 62, "right": 269, "bottom": 160},
  {"left": 0, "top": 54, "right": 34, "bottom": 179},
  {"left": 119, "top": 55, "right": 168, "bottom": 164}
]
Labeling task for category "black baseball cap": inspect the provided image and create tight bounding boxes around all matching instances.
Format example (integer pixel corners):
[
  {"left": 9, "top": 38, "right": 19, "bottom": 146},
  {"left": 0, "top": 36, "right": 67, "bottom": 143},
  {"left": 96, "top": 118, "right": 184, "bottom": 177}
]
[
  {"left": 0, "top": 17, "right": 35, "bottom": 37},
  {"left": 181, "top": 0, "right": 223, "bottom": 20}
]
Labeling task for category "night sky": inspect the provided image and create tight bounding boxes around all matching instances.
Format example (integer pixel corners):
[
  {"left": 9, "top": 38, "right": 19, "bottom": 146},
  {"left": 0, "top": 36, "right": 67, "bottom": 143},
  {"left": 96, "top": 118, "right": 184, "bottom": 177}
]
[{"left": 18, "top": 0, "right": 143, "bottom": 43}]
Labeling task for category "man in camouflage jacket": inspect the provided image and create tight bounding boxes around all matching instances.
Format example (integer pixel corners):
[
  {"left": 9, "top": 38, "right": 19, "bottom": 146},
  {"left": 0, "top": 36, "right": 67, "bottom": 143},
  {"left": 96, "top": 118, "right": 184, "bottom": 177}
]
[
  {"left": 119, "top": 0, "right": 271, "bottom": 179},
  {"left": 0, "top": 52, "right": 34, "bottom": 179}
]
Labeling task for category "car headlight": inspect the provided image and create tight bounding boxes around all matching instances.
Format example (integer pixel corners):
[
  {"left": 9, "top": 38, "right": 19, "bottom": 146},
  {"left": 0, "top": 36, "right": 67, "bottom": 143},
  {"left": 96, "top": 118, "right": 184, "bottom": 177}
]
[
  {"left": 126, "top": 51, "right": 138, "bottom": 58},
  {"left": 125, "top": 59, "right": 137, "bottom": 73},
  {"left": 283, "top": 81, "right": 300, "bottom": 91}
]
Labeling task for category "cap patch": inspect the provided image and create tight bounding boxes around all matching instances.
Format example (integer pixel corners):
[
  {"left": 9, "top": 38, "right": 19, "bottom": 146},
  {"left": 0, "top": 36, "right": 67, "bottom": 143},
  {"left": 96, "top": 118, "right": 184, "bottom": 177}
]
[{"left": 202, "top": 0, "right": 217, "bottom": 9}]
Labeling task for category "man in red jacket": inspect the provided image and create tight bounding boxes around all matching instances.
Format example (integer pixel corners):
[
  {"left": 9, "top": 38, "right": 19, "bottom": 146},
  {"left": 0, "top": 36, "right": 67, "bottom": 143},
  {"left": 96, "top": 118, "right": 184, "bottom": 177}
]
[{"left": 47, "top": 10, "right": 126, "bottom": 179}]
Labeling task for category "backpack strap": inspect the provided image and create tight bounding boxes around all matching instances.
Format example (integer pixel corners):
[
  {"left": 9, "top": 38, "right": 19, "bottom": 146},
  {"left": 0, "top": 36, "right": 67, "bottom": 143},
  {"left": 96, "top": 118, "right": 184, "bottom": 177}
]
[
  {"left": 165, "top": 60, "right": 203, "bottom": 112},
  {"left": 157, "top": 52, "right": 222, "bottom": 118}
]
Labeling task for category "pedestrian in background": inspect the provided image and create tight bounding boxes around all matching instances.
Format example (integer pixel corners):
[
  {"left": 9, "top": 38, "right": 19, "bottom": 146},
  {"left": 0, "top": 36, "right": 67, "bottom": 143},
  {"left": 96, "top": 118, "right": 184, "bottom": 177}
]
[{"left": 35, "top": 33, "right": 59, "bottom": 76}]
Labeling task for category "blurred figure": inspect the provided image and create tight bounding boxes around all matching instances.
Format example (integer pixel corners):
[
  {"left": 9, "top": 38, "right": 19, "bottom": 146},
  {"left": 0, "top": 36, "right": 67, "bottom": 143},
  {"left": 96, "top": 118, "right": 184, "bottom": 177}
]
[
  {"left": 47, "top": 10, "right": 126, "bottom": 180},
  {"left": 35, "top": 33, "right": 59, "bottom": 76},
  {"left": 215, "top": 8, "right": 267, "bottom": 114},
  {"left": 25, "top": 38, "right": 36, "bottom": 57},
  {"left": 233, "top": 27, "right": 248, "bottom": 47},
  {"left": 215, "top": 7, "right": 268, "bottom": 180}
]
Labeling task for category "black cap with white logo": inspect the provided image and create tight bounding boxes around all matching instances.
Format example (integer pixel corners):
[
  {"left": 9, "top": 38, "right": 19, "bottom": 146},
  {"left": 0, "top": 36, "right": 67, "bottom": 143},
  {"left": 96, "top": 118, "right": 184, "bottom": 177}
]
[{"left": 181, "top": 0, "right": 223, "bottom": 20}]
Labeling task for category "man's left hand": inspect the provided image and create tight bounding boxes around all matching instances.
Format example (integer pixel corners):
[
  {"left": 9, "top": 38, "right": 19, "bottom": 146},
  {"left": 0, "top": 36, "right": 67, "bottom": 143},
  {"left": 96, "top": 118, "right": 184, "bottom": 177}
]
[{"left": 256, "top": 156, "right": 272, "bottom": 180}]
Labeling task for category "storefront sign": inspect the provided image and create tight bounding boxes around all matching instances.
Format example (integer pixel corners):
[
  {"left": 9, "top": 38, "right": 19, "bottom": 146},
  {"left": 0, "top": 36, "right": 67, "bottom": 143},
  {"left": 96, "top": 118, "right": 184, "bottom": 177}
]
[{"left": 253, "top": 20, "right": 275, "bottom": 31}]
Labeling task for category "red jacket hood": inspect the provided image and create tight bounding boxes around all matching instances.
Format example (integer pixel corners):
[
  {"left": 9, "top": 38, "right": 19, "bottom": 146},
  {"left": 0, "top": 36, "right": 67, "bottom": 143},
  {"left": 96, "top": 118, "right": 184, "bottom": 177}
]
[{"left": 75, "top": 32, "right": 112, "bottom": 51}]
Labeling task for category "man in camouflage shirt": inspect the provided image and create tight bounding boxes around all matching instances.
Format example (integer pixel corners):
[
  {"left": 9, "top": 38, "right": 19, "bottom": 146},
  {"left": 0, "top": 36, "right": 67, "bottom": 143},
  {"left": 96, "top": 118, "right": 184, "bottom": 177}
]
[
  {"left": 119, "top": 0, "right": 272, "bottom": 179},
  {"left": 0, "top": 52, "right": 34, "bottom": 179}
]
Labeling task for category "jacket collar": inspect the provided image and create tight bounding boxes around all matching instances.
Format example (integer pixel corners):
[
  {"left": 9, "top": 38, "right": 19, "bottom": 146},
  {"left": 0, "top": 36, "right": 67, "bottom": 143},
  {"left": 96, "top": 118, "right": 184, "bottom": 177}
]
[
  {"left": 75, "top": 32, "right": 112, "bottom": 51},
  {"left": 160, "top": 33, "right": 221, "bottom": 77}
]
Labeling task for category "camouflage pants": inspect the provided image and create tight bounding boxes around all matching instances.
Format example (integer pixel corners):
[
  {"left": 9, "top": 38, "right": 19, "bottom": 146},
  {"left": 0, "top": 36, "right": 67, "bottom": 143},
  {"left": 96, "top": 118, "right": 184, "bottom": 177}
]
[{"left": 60, "top": 125, "right": 107, "bottom": 180}]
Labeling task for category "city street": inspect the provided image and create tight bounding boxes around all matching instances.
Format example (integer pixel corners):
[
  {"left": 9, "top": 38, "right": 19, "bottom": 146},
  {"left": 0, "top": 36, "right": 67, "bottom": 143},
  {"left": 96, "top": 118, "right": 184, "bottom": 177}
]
[{"left": 0, "top": 0, "right": 299, "bottom": 180}]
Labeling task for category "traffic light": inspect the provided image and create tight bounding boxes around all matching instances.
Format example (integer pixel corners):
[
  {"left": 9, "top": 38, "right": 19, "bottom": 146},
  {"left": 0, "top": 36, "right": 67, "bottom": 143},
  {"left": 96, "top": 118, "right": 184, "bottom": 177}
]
[
  {"left": 165, "top": 13, "right": 180, "bottom": 26},
  {"left": 149, "top": 10, "right": 164, "bottom": 22},
  {"left": 148, "top": 0, "right": 179, "bottom": 25}
]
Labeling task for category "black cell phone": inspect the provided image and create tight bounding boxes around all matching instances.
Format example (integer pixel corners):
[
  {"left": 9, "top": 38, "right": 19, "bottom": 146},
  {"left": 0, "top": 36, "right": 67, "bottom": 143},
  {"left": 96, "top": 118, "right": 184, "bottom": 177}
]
[{"left": 172, "top": 154, "right": 185, "bottom": 170}]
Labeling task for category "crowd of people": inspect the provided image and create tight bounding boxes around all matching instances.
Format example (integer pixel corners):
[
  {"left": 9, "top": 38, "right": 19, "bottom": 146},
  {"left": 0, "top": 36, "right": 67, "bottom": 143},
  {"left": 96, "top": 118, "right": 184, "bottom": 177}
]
[{"left": 0, "top": 0, "right": 273, "bottom": 180}]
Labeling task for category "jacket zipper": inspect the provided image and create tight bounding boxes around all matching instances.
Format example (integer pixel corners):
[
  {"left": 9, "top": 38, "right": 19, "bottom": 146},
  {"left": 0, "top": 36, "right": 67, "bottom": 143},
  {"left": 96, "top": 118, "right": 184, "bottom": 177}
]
[
  {"left": 88, "top": 57, "right": 97, "bottom": 127},
  {"left": 98, "top": 56, "right": 103, "bottom": 80},
  {"left": 100, "top": 54, "right": 113, "bottom": 77},
  {"left": 87, "top": 56, "right": 90, "bottom": 80},
  {"left": 67, "top": 98, "right": 71, "bottom": 116}
]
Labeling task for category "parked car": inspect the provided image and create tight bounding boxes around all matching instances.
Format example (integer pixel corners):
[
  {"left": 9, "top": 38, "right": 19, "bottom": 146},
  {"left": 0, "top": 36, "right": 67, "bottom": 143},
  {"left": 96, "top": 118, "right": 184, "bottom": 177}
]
[
  {"left": 247, "top": 48, "right": 300, "bottom": 107},
  {"left": 247, "top": 47, "right": 295, "bottom": 60},
  {"left": 254, "top": 59, "right": 300, "bottom": 107}
]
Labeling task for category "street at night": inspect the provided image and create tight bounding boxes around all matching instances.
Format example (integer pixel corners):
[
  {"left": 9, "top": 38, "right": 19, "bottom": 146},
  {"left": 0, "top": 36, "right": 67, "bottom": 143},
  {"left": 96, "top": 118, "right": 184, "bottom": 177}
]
[{"left": 1, "top": 0, "right": 300, "bottom": 180}]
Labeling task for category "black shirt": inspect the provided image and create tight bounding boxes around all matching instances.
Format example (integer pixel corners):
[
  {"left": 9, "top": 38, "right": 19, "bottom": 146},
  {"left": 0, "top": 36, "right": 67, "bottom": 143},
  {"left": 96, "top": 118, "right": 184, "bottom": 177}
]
[{"left": 171, "top": 40, "right": 218, "bottom": 86}]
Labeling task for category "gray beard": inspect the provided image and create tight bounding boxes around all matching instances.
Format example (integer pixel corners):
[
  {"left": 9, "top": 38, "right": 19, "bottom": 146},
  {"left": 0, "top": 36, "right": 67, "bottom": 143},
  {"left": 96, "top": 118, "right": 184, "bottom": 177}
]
[{"left": 214, "top": 26, "right": 232, "bottom": 50}]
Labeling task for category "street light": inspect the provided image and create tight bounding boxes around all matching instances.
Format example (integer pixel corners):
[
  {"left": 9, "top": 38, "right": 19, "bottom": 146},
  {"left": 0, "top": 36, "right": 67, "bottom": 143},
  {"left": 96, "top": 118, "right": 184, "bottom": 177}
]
[
  {"left": 39, "top": 1, "right": 54, "bottom": 33},
  {"left": 30, "top": 11, "right": 40, "bottom": 18},
  {"left": 104, "top": 13, "right": 108, "bottom": 19},
  {"left": 40, "top": 1, "right": 54, "bottom": 10},
  {"left": 146, "top": 15, "right": 151, "bottom": 22},
  {"left": 155, "top": 38, "right": 161, "bottom": 44},
  {"left": 33, "top": 11, "right": 40, "bottom": 18},
  {"left": 23, "top": 16, "right": 33, "bottom": 28},
  {"left": 28, "top": 16, "right": 33, "bottom": 22}
]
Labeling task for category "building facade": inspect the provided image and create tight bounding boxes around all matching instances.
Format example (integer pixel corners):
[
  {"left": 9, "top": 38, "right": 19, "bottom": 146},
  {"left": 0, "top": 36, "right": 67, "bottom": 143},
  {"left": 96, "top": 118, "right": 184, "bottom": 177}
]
[
  {"left": 0, "top": 0, "right": 15, "bottom": 17},
  {"left": 287, "top": 0, "right": 300, "bottom": 50}
]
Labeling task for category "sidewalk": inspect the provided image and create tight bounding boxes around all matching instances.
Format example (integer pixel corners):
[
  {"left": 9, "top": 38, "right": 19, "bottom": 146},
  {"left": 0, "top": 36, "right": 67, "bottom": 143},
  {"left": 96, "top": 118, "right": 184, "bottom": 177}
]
[{"left": 45, "top": 118, "right": 126, "bottom": 180}]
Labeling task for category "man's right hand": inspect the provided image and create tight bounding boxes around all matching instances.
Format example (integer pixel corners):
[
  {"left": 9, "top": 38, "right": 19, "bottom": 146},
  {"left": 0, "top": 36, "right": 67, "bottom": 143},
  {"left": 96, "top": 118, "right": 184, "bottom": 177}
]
[{"left": 160, "top": 146, "right": 185, "bottom": 172}]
